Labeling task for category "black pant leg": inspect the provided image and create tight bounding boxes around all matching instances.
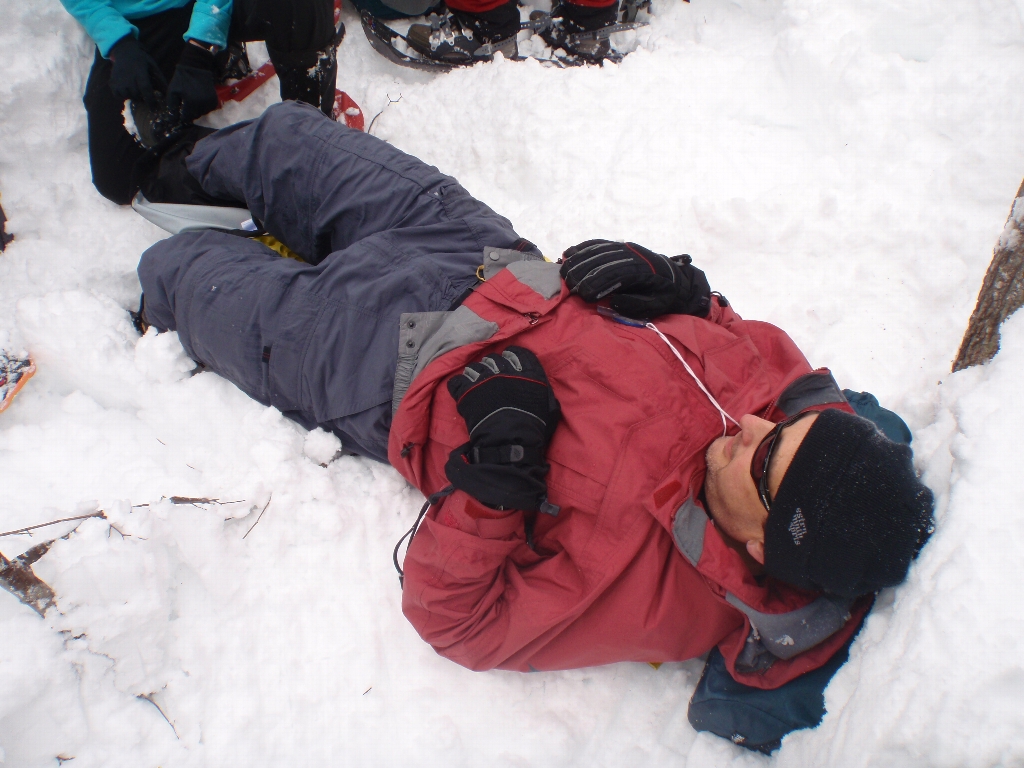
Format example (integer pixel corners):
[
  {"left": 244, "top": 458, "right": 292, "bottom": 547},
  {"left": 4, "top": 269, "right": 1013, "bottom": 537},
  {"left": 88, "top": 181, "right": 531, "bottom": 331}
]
[
  {"left": 231, "top": 0, "right": 338, "bottom": 115},
  {"left": 84, "top": 48, "right": 145, "bottom": 205},
  {"left": 231, "top": 0, "right": 336, "bottom": 52},
  {"left": 82, "top": 4, "right": 194, "bottom": 204}
]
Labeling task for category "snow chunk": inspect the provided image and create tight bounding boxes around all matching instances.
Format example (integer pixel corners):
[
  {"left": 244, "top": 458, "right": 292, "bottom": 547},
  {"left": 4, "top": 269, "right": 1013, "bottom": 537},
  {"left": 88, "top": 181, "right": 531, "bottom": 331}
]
[{"left": 303, "top": 428, "right": 342, "bottom": 466}]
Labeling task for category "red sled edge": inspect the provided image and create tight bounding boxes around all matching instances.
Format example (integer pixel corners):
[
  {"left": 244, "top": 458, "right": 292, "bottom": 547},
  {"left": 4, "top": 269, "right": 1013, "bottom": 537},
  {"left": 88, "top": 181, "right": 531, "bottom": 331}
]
[
  {"left": 333, "top": 91, "right": 365, "bottom": 131},
  {"left": 216, "top": 61, "right": 276, "bottom": 105}
]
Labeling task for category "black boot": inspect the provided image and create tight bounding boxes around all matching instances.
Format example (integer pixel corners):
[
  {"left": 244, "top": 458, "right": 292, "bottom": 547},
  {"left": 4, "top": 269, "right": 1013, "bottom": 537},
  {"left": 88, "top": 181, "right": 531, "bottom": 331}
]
[
  {"left": 130, "top": 124, "right": 242, "bottom": 206},
  {"left": 129, "top": 294, "right": 151, "bottom": 336},
  {"left": 407, "top": 0, "right": 520, "bottom": 65},
  {"left": 217, "top": 41, "right": 253, "bottom": 81},
  {"left": 270, "top": 24, "right": 344, "bottom": 117},
  {"left": 539, "top": 2, "right": 618, "bottom": 62}
]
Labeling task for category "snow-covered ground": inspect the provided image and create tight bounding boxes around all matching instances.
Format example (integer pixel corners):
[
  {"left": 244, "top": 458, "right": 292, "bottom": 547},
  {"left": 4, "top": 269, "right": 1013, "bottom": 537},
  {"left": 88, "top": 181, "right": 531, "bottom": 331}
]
[{"left": 1, "top": 0, "right": 1023, "bottom": 765}]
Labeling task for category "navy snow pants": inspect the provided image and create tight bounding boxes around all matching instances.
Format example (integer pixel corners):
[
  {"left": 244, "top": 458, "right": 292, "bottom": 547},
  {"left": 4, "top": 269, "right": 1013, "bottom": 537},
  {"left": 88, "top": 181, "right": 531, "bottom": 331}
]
[{"left": 138, "top": 101, "right": 527, "bottom": 461}]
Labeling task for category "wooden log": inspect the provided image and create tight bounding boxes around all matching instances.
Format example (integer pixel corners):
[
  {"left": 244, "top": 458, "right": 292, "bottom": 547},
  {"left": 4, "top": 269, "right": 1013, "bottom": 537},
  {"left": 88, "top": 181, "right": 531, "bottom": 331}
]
[{"left": 953, "top": 178, "right": 1024, "bottom": 371}]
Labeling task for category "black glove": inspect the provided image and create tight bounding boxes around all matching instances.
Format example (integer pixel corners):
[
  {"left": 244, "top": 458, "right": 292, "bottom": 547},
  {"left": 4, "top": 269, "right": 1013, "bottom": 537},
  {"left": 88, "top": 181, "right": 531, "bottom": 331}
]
[
  {"left": 559, "top": 239, "right": 712, "bottom": 320},
  {"left": 445, "top": 347, "right": 561, "bottom": 512},
  {"left": 166, "top": 42, "right": 220, "bottom": 123},
  {"left": 108, "top": 35, "right": 166, "bottom": 108}
]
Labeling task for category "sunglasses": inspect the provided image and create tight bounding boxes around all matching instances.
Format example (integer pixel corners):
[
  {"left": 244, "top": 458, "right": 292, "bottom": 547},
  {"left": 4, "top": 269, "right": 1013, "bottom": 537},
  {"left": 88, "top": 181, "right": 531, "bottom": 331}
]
[{"left": 749, "top": 410, "right": 817, "bottom": 513}]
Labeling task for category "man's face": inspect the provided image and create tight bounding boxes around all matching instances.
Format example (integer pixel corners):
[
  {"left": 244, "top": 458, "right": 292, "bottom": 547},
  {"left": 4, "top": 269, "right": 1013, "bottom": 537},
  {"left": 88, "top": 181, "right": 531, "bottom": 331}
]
[{"left": 703, "top": 412, "right": 819, "bottom": 564}]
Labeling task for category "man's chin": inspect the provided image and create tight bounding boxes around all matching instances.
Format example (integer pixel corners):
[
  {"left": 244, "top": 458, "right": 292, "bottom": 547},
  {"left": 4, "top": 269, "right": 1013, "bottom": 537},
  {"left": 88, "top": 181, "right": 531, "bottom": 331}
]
[{"left": 705, "top": 436, "right": 727, "bottom": 471}]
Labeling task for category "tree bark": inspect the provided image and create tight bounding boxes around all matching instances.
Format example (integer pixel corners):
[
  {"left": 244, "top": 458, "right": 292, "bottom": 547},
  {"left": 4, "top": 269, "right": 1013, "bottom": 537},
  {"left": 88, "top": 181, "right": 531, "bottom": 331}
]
[{"left": 952, "top": 178, "right": 1024, "bottom": 372}]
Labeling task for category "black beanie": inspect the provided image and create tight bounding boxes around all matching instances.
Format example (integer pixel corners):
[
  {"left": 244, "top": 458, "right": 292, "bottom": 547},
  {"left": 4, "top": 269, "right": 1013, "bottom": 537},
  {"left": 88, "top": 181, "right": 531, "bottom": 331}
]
[{"left": 764, "top": 408, "right": 935, "bottom": 599}]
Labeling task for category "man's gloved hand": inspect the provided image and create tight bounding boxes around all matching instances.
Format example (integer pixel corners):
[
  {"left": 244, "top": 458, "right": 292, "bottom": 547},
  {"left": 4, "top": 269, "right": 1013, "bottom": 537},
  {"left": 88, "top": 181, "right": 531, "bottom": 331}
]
[
  {"left": 445, "top": 346, "right": 561, "bottom": 512},
  {"left": 166, "top": 42, "right": 220, "bottom": 123},
  {"left": 108, "top": 35, "right": 166, "bottom": 108},
  {"left": 559, "top": 239, "right": 712, "bottom": 320}
]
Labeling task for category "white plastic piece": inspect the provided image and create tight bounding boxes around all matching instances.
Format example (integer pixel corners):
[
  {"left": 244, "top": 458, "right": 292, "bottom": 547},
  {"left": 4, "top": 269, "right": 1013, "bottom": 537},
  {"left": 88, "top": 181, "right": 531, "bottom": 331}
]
[{"left": 131, "top": 192, "right": 253, "bottom": 235}]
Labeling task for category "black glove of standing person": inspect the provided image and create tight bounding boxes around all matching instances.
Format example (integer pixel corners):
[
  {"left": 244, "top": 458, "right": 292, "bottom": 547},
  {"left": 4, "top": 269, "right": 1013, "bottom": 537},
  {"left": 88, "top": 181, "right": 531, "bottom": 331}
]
[
  {"left": 108, "top": 35, "right": 167, "bottom": 108},
  {"left": 166, "top": 42, "right": 220, "bottom": 123},
  {"left": 445, "top": 347, "right": 561, "bottom": 512},
  {"left": 559, "top": 239, "right": 712, "bottom": 320}
]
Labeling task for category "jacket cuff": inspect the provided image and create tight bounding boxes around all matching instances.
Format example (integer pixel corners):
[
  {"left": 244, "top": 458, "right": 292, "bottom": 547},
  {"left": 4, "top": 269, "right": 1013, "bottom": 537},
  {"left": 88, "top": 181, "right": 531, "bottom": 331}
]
[
  {"left": 184, "top": 0, "right": 231, "bottom": 50},
  {"left": 92, "top": 16, "right": 138, "bottom": 58}
]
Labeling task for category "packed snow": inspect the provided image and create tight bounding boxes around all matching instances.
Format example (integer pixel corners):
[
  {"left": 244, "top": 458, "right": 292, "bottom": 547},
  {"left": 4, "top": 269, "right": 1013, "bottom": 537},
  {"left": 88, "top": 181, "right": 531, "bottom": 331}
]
[{"left": 2, "top": 0, "right": 1024, "bottom": 765}]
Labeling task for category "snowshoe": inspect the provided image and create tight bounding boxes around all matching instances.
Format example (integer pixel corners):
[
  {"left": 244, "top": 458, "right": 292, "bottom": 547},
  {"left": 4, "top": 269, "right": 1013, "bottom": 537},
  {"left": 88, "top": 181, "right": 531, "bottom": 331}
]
[
  {"left": 405, "top": 3, "right": 519, "bottom": 66},
  {"left": 0, "top": 351, "right": 35, "bottom": 414},
  {"left": 361, "top": 11, "right": 456, "bottom": 71},
  {"left": 531, "top": 4, "right": 646, "bottom": 64},
  {"left": 332, "top": 90, "right": 366, "bottom": 129},
  {"left": 619, "top": 0, "right": 651, "bottom": 23},
  {"left": 215, "top": 61, "right": 276, "bottom": 104},
  {"left": 361, "top": 5, "right": 646, "bottom": 71}
]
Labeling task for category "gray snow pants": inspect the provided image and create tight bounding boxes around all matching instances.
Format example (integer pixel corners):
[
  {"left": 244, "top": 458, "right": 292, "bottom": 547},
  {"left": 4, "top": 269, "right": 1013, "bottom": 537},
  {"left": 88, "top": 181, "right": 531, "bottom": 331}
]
[{"left": 138, "top": 102, "right": 527, "bottom": 462}]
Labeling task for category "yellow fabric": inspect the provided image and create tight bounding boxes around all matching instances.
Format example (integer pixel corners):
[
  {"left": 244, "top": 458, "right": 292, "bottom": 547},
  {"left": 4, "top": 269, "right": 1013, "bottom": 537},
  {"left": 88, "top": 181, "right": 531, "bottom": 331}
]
[{"left": 255, "top": 234, "right": 303, "bottom": 261}]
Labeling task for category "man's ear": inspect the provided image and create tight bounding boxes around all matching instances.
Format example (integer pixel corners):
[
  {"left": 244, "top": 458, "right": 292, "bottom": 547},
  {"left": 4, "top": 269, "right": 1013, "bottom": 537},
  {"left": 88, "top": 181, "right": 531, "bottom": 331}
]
[{"left": 746, "top": 539, "right": 765, "bottom": 565}]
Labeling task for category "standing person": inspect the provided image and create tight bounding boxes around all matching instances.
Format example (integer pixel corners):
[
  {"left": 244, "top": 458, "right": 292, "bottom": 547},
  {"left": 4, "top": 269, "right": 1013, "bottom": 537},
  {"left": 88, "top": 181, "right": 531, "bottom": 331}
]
[
  {"left": 133, "top": 101, "right": 935, "bottom": 753},
  {"left": 60, "top": 0, "right": 340, "bottom": 205}
]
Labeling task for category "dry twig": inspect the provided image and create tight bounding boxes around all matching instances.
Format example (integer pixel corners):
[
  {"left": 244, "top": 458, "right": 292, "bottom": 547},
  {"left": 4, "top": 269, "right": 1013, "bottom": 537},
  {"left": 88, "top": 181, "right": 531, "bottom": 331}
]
[
  {"left": 0, "top": 511, "right": 106, "bottom": 539},
  {"left": 137, "top": 693, "right": 180, "bottom": 739},
  {"left": 368, "top": 93, "right": 402, "bottom": 135},
  {"left": 243, "top": 495, "right": 273, "bottom": 539}
]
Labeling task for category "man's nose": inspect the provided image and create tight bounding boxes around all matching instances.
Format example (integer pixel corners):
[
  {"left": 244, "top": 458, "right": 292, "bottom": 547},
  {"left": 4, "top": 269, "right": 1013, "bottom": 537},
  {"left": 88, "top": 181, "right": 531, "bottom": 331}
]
[{"left": 738, "top": 414, "right": 768, "bottom": 443}]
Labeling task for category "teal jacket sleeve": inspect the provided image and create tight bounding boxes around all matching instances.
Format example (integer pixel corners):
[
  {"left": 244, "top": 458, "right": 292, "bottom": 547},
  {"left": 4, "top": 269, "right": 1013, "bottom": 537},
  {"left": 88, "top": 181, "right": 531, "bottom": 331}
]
[
  {"left": 58, "top": 0, "right": 138, "bottom": 57},
  {"left": 183, "top": 0, "right": 233, "bottom": 49},
  {"left": 57, "top": 0, "right": 233, "bottom": 57}
]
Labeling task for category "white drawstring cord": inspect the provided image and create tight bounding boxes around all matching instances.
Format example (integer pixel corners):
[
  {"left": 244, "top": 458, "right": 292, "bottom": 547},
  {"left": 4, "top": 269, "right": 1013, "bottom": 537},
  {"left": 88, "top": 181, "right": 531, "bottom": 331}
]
[{"left": 644, "top": 321, "right": 741, "bottom": 437}]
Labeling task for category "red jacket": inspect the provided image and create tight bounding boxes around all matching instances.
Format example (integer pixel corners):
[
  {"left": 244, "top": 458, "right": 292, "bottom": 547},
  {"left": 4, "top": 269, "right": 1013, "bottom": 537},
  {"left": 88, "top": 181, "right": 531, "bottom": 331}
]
[{"left": 389, "top": 261, "right": 870, "bottom": 689}]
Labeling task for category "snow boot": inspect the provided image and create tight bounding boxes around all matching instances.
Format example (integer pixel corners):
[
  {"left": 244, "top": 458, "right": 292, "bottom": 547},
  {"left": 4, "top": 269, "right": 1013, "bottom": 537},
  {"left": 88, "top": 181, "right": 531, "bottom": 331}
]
[
  {"left": 217, "top": 41, "right": 254, "bottom": 82},
  {"left": 406, "top": 0, "right": 519, "bottom": 65},
  {"left": 130, "top": 123, "right": 242, "bottom": 207},
  {"left": 538, "top": 2, "right": 618, "bottom": 62},
  {"left": 271, "top": 24, "right": 344, "bottom": 117},
  {"left": 129, "top": 294, "right": 150, "bottom": 336},
  {"left": 130, "top": 94, "right": 190, "bottom": 150}
]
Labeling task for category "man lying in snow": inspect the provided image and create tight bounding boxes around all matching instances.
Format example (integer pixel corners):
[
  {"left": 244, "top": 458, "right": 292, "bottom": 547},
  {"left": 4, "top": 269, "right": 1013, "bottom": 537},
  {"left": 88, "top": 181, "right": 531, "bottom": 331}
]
[{"left": 135, "top": 101, "right": 935, "bottom": 753}]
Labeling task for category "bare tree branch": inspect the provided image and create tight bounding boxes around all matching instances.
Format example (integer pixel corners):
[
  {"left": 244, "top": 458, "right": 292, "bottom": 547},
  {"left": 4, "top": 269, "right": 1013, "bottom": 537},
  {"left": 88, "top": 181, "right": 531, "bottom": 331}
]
[{"left": 0, "top": 511, "right": 106, "bottom": 539}]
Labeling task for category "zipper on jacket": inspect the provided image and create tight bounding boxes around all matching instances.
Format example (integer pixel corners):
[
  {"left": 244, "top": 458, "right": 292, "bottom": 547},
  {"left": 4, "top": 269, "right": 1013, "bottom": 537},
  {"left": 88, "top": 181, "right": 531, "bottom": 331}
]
[{"left": 523, "top": 312, "right": 541, "bottom": 325}]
